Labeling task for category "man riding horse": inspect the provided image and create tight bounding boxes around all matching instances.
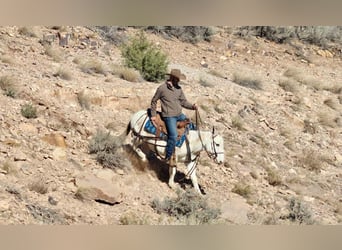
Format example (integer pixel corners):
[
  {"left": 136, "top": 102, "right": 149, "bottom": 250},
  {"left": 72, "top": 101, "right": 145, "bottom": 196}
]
[{"left": 150, "top": 69, "right": 197, "bottom": 164}]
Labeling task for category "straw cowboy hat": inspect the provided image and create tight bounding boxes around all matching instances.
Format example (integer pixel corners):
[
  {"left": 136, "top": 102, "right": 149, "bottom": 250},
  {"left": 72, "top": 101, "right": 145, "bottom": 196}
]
[{"left": 167, "top": 69, "right": 186, "bottom": 80}]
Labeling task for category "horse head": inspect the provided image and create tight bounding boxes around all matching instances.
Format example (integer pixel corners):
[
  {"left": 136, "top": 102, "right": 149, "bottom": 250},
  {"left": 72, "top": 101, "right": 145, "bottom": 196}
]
[{"left": 202, "top": 128, "right": 225, "bottom": 164}]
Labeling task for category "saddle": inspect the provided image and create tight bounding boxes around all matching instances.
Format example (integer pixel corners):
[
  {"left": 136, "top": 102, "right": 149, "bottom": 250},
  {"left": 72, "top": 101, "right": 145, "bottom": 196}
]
[{"left": 148, "top": 109, "right": 190, "bottom": 139}]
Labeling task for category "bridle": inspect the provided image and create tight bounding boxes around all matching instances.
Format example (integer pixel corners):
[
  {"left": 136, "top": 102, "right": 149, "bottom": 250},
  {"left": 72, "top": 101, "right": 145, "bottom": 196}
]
[{"left": 195, "top": 110, "right": 224, "bottom": 164}]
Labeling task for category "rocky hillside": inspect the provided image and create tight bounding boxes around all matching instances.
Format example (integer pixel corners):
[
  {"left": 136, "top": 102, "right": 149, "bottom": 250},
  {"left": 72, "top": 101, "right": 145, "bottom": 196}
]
[{"left": 0, "top": 26, "right": 341, "bottom": 225}]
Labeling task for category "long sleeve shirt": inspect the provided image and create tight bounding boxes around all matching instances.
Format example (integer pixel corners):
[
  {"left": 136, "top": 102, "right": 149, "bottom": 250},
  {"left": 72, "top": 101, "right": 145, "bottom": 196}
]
[{"left": 151, "top": 82, "right": 193, "bottom": 118}]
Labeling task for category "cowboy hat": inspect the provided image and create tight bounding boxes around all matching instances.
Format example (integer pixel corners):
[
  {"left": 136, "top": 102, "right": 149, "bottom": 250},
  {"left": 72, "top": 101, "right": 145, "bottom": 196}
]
[{"left": 167, "top": 69, "right": 186, "bottom": 80}]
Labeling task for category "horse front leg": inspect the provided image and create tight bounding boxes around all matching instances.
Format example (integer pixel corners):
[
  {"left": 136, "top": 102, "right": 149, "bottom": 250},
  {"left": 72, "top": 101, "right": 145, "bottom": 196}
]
[
  {"left": 186, "top": 161, "right": 201, "bottom": 194},
  {"left": 132, "top": 137, "right": 147, "bottom": 161}
]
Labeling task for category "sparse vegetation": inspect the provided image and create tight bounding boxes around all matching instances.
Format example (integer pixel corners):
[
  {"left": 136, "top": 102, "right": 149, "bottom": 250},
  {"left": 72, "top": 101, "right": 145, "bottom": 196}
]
[
  {"left": 232, "top": 183, "right": 252, "bottom": 199},
  {"left": 119, "top": 212, "right": 149, "bottom": 225},
  {"left": 89, "top": 130, "right": 130, "bottom": 169},
  {"left": 77, "top": 91, "right": 91, "bottom": 110},
  {"left": 121, "top": 31, "right": 168, "bottom": 82},
  {"left": 53, "top": 67, "right": 73, "bottom": 81},
  {"left": 18, "top": 26, "right": 38, "bottom": 37},
  {"left": 111, "top": 65, "right": 141, "bottom": 82},
  {"left": 151, "top": 189, "right": 221, "bottom": 225},
  {"left": 323, "top": 98, "right": 339, "bottom": 110},
  {"left": 279, "top": 78, "right": 300, "bottom": 93},
  {"left": 146, "top": 26, "right": 215, "bottom": 44},
  {"left": 29, "top": 179, "right": 49, "bottom": 194},
  {"left": 318, "top": 111, "right": 338, "bottom": 128},
  {"left": 265, "top": 168, "right": 283, "bottom": 186},
  {"left": 80, "top": 59, "right": 107, "bottom": 75},
  {"left": 232, "top": 72, "right": 262, "bottom": 90},
  {"left": 1, "top": 161, "right": 17, "bottom": 175},
  {"left": 21, "top": 103, "right": 37, "bottom": 119},
  {"left": 0, "top": 55, "right": 15, "bottom": 65},
  {"left": 0, "top": 75, "right": 17, "bottom": 98},
  {"left": 286, "top": 197, "right": 315, "bottom": 225},
  {"left": 298, "top": 149, "right": 323, "bottom": 173},
  {"left": 44, "top": 45, "right": 63, "bottom": 62},
  {"left": 209, "top": 69, "right": 225, "bottom": 78},
  {"left": 199, "top": 76, "right": 214, "bottom": 87},
  {"left": 231, "top": 116, "right": 245, "bottom": 130}
]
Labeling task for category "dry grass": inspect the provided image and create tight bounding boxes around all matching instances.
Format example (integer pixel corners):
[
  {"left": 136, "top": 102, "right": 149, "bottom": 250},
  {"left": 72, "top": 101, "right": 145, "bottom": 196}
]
[
  {"left": 18, "top": 26, "right": 38, "bottom": 37},
  {"left": 298, "top": 149, "right": 324, "bottom": 173},
  {"left": 232, "top": 183, "right": 252, "bottom": 199},
  {"left": 0, "top": 75, "right": 16, "bottom": 91},
  {"left": 265, "top": 167, "right": 282, "bottom": 186},
  {"left": 199, "top": 76, "right": 214, "bottom": 87},
  {"left": 209, "top": 69, "right": 225, "bottom": 78},
  {"left": 77, "top": 91, "right": 91, "bottom": 110},
  {"left": 119, "top": 212, "right": 149, "bottom": 225},
  {"left": 29, "top": 179, "right": 49, "bottom": 194},
  {"left": 232, "top": 72, "right": 263, "bottom": 90},
  {"left": 323, "top": 98, "right": 340, "bottom": 110},
  {"left": 44, "top": 45, "right": 63, "bottom": 62},
  {"left": 1, "top": 161, "right": 18, "bottom": 175},
  {"left": 279, "top": 78, "right": 300, "bottom": 93},
  {"left": 80, "top": 59, "right": 106, "bottom": 75},
  {"left": 231, "top": 116, "right": 245, "bottom": 131},
  {"left": 53, "top": 67, "right": 73, "bottom": 81},
  {"left": 111, "top": 65, "right": 141, "bottom": 82},
  {"left": 0, "top": 55, "right": 15, "bottom": 65},
  {"left": 318, "top": 111, "right": 338, "bottom": 128},
  {"left": 283, "top": 67, "right": 325, "bottom": 91},
  {"left": 303, "top": 119, "right": 318, "bottom": 134}
]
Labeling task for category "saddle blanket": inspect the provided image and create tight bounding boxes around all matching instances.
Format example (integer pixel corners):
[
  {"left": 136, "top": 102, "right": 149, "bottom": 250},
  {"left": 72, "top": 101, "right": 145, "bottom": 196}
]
[{"left": 144, "top": 118, "right": 196, "bottom": 147}]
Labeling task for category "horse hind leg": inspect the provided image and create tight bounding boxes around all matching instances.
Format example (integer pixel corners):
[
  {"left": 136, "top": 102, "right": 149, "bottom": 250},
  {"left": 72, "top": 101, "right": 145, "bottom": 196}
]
[{"left": 168, "top": 165, "right": 177, "bottom": 189}]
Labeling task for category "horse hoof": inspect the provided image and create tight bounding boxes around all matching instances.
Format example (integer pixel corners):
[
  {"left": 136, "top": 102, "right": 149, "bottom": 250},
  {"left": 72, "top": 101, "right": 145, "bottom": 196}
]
[{"left": 168, "top": 182, "right": 176, "bottom": 189}]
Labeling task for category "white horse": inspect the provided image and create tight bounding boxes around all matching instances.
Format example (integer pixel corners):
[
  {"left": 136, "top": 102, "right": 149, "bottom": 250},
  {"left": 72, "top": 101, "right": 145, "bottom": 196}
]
[{"left": 125, "top": 109, "right": 225, "bottom": 194}]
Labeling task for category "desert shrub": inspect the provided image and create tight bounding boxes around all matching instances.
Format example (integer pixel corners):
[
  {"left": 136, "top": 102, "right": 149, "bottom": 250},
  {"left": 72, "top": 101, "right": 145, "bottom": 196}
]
[
  {"left": 119, "top": 212, "right": 149, "bottom": 225},
  {"left": 21, "top": 103, "right": 37, "bottom": 119},
  {"left": 199, "top": 76, "right": 214, "bottom": 87},
  {"left": 231, "top": 116, "right": 245, "bottom": 131},
  {"left": 323, "top": 98, "right": 339, "bottom": 110},
  {"left": 146, "top": 26, "right": 215, "bottom": 44},
  {"left": 151, "top": 189, "right": 221, "bottom": 225},
  {"left": 18, "top": 26, "right": 38, "bottom": 37},
  {"left": 89, "top": 130, "right": 130, "bottom": 169},
  {"left": 89, "top": 26, "right": 128, "bottom": 46},
  {"left": 265, "top": 168, "right": 282, "bottom": 186},
  {"left": 236, "top": 26, "right": 342, "bottom": 48},
  {"left": 44, "top": 45, "right": 63, "bottom": 62},
  {"left": 279, "top": 78, "right": 300, "bottom": 93},
  {"left": 287, "top": 197, "right": 315, "bottom": 225},
  {"left": 232, "top": 72, "right": 262, "bottom": 90},
  {"left": 77, "top": 91, "right": 90, "bottom": 110},
  {"left": 111, "top": 65, "right": 141, "bottom": 82},
  {"left": 298, "top": 149, "right": 323, "bottom": 173},
  {"left": 29, "top": 179, "right": 48, "bottom": 194},
  {"left": 232, "top": 183, "right": 252, "bottom": 198},
  {"left": 0, "top": 75, "right": 17, "bottom": 98},
  {"left": 80, "top": 59, "right": 106, "bottom": 75},
  {"left": 121, "top": 32, "right": 168, "bottom": 82},
  {"left": 53, "top": 67, "right": 72, "bottom": 81}
]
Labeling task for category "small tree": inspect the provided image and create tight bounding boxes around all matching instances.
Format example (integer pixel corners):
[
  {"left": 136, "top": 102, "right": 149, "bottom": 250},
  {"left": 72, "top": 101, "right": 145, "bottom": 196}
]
[{"left": 121, "top": 32, "right": 168, "bottom": 82}]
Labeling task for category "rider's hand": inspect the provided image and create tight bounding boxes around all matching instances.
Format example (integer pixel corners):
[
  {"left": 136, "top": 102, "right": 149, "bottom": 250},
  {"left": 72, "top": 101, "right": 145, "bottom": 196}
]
[{"left": 151, "top": 116, "right": 157, "bottom": 123}]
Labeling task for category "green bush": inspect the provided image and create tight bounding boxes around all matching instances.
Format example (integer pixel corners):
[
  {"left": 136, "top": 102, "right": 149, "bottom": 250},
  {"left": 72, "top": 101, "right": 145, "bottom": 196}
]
[
  {"left": 121, "top": 32, "right": 168, "bottom": 82},
  {"left": 21, "top": 103, "right": 37, "bottom": 119}
]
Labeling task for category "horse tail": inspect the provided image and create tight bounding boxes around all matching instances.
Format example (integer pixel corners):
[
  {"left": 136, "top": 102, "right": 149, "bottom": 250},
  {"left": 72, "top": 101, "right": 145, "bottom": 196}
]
[{"left": 126, "top": 121, "right": 131, "bottom": 136}]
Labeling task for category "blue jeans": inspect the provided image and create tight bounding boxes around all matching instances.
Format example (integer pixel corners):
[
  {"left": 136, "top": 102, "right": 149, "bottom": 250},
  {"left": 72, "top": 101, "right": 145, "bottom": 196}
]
[{"left": 163, "top": 113, "right": 187, "bottom": 159}]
